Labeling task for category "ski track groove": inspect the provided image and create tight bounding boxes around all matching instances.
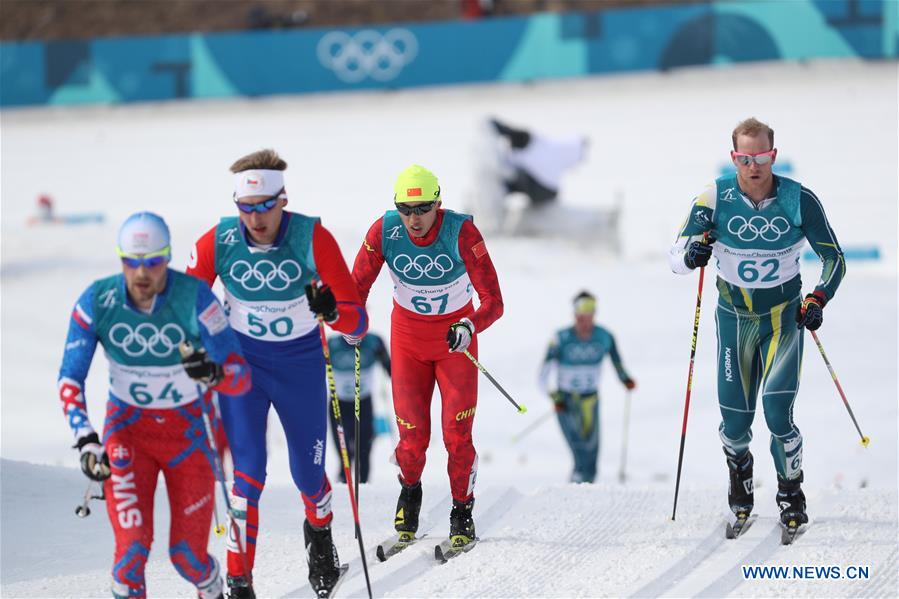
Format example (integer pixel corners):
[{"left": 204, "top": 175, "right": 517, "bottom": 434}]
[
  {"left": 374, "top": 487, "right": 522, "bottom": 598},
  {"left": 475, "top": 487, "right": 657, "bottom": 597},
  {"left": 694, "top": 521, "right": 782, "bottom": 598},
  {"left": 629, "top": 519, "right": 727, "bottom": 598},
  {"left": 850, "top": 544, "right": 897, "bottom": 598},
  {"left": 279, "top": 493, "right": 453, "bottom": 599}
]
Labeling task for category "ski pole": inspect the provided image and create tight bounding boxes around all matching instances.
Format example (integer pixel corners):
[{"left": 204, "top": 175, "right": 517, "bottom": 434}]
[
  {"left": 618, "top": 390, "right": 632, "bottom": 484},
  {"left": 672, "top": 252, "right": 707, "bottom": 521},
  {"left": 510, "top": 409, "right": 554, "bottom": 444},
  {"left": 463, "top": 350, "right": 527, "bottom": 414},
  {"left": 809, "top": 330, "right": 870, "bottom": 447},
  {"left": 318, "top": 319, "right": 373, "bottom": 599},
  {"left": 193, "top": 381, "right": 252, "bottom": 581},
  {"left": 74, "top": 479, "right": 105, "bottom": 518},
  {"left": 354, "top": 344, "right": 361, "bottom": 507}
]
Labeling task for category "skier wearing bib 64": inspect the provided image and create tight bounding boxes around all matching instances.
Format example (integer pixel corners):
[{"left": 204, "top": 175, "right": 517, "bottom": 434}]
[
  {"left": 187, "top": 149, "right": 367, "bottom": 597},
  {"left": 670, "top": 118, "right": 845, "bottom": 537},
  {"left": 351, "top": 165, "right": 504, "bottom": 554},
  {"left": 58, "top": 212, "right": 251, "bottom": 598}
]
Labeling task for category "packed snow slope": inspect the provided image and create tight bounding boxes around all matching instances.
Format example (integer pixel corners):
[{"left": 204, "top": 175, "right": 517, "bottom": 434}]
[{"left": 2, "top": 59, "right": 897, "bottom": 597}]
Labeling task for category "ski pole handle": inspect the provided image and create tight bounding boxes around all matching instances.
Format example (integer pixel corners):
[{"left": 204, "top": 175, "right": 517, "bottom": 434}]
[{"left": 463, "top": 350, "right": 527, "bottom": 413}]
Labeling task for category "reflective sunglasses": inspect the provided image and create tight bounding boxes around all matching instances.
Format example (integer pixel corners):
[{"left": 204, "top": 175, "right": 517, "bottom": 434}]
[
  {"left": 731, "top": 150, "right": 775, "bottom": 166},
  {"left": 234, "top": 187, "right": 284, "bottom": 214},
  {"left": 117, "top": 246, "right": 171, "bottom": 268},
  {"left": 395, "top": 201, "right": 437, "bottom": 216}
]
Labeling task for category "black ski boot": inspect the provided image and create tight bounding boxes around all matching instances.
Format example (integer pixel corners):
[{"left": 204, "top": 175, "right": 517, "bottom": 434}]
[
  {"left": 226, "top": 575, "right": 255, "bottom": 599},
  {"left": 304, "top": 520, "right": 341, "bottom": 597},
  {"left": 394, "top": 477, "right": 422, "bottom": 541},
  {"left": 449, "top": 497, "right": 475, "bottom": 548},
  {"left": 726, "top": 450, "right": 754, "bottom": 518},
  {"left": 776, "top": 472, "right": 808, "bottom": 527}
]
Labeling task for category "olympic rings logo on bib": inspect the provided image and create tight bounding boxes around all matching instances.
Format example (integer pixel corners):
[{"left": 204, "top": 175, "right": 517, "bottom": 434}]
[
  {"left": 727, "top": 215, "right": 790, "bottom": 242},
  {"left": 108, "top": 323, "right": 185, "bottom": 358},
  {"left": 229, "top": 259, "right": 302, "bottom": 291},
  {"left": 392, "top": 253, "right": 454, "bottom": 281}
]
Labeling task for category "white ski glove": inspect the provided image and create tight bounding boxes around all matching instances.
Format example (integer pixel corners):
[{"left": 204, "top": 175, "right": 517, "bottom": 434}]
[
  {"left": 446, "top": 318, "right": 475, "bottom": 353},
  {"left": 76, "top": 432, "right": 111, "bottom": 482}
]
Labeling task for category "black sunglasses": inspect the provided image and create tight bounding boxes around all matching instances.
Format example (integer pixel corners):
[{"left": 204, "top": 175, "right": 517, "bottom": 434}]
[{"left": 395, "top": 201, "right": 438, "bottom": 216}]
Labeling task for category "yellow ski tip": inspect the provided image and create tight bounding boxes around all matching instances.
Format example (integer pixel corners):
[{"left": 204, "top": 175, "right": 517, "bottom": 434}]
[
  {"left": 861, "top": 436, "right": 871, "bottom": 447},
  {"left": 518, "top": 405, "right": 528, "bottom": 414}
]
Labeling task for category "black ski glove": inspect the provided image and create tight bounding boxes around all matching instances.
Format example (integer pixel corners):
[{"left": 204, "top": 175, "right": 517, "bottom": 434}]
[
  {"left": 796, "top": 291, "right": 826, "bottom": 331},
  {"left": 179, "top": 341, "right": 223, "bottom": 386},
  {"left": 305, "top": 283, "right": 338, "bottom": 323},
  {"left": 684, "top": 236, "right": 716, "bottom": 269},
  {"left": 75, "top": 432, "right": 111, "bottom": 482}
]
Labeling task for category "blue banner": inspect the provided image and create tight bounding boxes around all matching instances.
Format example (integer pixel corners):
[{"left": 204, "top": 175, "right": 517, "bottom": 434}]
[{"left": 1, "top": 0, "right": 895, "bottom": 107}]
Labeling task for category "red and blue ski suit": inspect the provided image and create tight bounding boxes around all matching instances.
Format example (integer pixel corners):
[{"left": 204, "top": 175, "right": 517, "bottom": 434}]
[
  {"left": 188, "top": 212, "right": 367, "bottom": 578},
  {"left": 58, "top": 270, "right": 250, "bottom": 598}
]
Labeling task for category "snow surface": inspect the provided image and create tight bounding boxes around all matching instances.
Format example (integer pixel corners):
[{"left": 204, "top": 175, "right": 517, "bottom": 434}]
[{"left": 1, "top": 59, "right": 897, "bottom": 597}]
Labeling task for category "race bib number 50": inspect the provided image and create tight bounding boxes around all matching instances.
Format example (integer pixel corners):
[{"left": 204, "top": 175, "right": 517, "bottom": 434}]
[{"left": 224, "top": 291, "right": 317, "bottom": 341}]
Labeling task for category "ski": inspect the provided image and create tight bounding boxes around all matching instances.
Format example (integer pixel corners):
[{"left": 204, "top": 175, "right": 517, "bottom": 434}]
[
  {"left": 312, "top": 564, "right": 349, "bottom": 598},
  {"left": 780, "top": 521, "right": 807, "bottom": 545},
  {"left": 375, "top": 532, "right": 427, "bottom": 562},
  {"left": 434, "top": 537, "right": 478, "bottom": 564},
  {"left": 724, "top": 513, "right": 756, "bottom": 539}
]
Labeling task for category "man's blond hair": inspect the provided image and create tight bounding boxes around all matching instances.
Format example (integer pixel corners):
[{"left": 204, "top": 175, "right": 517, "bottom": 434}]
[
  {"left": 230, "top": 149, "right": 287, "bottom": 173},
  {"left": 732, "top": 118, "right": 774, "bottom": 150}
]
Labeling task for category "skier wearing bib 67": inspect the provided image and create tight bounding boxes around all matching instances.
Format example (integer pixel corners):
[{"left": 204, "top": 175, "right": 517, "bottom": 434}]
[
  {"left": 670, "top": 118, "right": 845, "bottom": 536},
  {"left": 351, "top": 164, "right": 504, "bottom": 552},
  {"left": 187, "top": 149, "right": 367, "bottom": 597},
  {"left": 58, "top": 212, "right": 251, "bottom": 598}
]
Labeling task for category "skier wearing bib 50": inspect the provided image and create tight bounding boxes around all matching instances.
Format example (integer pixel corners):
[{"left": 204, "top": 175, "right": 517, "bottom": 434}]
[
  {"left": 351, "top": 164, "right": 504, "bottom": 549},
  {"left": 58, "top": 212, "right": 251, "bottom": 598},
  {"left": 670, "top": 118, "right": 845, "bottom": 531},
  {"left": 187, "top": 149, "right": 367, "bottom": 597}
]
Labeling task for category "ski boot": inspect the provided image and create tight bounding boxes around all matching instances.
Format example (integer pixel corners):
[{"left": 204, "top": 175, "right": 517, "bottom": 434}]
[
  {"left": 304, "top": 520, "right": 342, "bottom": 597},
  {"left": 225, "top": 575, "right": 255, "bottom": 599},
  {"left": 776, "top": 472, "right": 808, "bottom": 528},
  {"left": 726, "top": 450, "right": 754, "bottom": 519},
  {"left": 394, "top": 477, "right": 422, "bottom": 542},
  {"left": 449, "top": 497, "right": 476, "bottom": 549}
]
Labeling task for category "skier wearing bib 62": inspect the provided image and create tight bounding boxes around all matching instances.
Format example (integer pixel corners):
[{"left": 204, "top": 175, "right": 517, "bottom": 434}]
[
  {"left": 58, "top": 212, "right": 251, "bottom": 598},
  {"left": 351, "top": 165, "right": 504, "bottom": 552},
  {"left": 187, "top": 149, "right": 367, "bottom": 597},
  {"left": 670, "top": 118, "right": 845, "bottom": 537}
]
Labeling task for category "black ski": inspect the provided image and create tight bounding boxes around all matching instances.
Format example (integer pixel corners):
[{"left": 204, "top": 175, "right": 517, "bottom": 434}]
[
  {"left": 724, "top": 513, "right": 756, "bottom": 539},
  {"left": 780, "top": 521, "right": 807, "bottom": 545},
  {"left": 312, "top": 564, "right": 349, "bottom": 598},
  {"left": 376, "top": 532, "right": 427, "bottom": 562},
  {"left": 434, "top": 537, "right": 478, "bottom": 563}
]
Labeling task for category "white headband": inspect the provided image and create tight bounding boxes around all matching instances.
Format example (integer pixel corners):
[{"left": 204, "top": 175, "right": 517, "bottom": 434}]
[{"left": 233, "top": 169, "right": 286, "bottom": 200}]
